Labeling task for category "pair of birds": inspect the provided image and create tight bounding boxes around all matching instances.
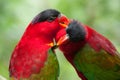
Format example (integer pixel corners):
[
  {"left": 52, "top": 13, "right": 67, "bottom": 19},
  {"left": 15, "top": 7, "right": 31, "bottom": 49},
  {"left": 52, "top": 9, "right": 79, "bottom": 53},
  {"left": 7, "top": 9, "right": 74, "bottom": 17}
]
[{"left": 9, "top": 9, "right": 120, "bottom": 80}]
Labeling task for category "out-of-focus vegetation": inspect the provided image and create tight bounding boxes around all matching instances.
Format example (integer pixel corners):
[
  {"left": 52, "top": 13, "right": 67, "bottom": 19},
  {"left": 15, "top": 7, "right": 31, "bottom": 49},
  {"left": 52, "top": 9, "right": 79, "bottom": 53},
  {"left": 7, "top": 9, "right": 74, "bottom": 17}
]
[{"left": 0, "top": 0, "right": 120, "bottom": 80}]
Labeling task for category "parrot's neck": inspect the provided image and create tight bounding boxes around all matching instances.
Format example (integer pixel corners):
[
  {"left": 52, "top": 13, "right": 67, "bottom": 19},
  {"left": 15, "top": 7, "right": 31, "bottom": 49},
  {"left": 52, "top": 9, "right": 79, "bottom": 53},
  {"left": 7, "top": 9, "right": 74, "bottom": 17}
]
[
  {"left": 19, "top": 22, "right": 60, "bottom": 46},
  {"left": 60, "top": 41, "right": 87, "bottom": 80},
  {"left": 20, "top": 27, "right": 55, "bottom": 46},
  {"left": 20, "top": 37, "right": 53, "bottom": 49},
  {"left": 60, "top": 40, "right": 86, "bottom": 61}
]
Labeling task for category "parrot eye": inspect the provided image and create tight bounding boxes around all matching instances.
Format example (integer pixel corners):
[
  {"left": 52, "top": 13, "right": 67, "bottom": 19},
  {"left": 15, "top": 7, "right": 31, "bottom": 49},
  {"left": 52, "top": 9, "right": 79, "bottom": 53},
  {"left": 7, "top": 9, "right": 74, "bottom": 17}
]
[{"left": 47, "top": 16, "right": 56, "bottom": 22}]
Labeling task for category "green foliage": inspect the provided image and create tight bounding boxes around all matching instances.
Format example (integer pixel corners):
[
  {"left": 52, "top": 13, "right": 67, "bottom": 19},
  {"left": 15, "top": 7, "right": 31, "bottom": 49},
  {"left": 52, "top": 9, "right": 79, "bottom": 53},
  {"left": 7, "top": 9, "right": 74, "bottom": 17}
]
[{"left": 0, "top": 0, "right": 119, "bottom": 80}]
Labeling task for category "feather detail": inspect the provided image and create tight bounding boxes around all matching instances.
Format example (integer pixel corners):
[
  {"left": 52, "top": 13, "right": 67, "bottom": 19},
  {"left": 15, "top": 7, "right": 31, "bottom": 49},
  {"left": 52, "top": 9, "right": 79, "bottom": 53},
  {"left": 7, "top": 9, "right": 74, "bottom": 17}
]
[
  {"left": 10, "top": 48, "right": 59, "bottom": 80},
  {"left": 74, "top": 44, "right": 120, "bottom": 80},
  {"left": 85, "top": 25, "right": 119, "bottom": 55}
]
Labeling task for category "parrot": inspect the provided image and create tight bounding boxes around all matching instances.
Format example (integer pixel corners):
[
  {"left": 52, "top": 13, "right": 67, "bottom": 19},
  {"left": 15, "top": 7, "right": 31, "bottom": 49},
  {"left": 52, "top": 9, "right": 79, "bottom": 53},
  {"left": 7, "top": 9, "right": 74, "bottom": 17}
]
[
  {"left": 55, "top": 20, "right": 120, "bottom": 80},
  {"left": 9, "top": 9, "right": 69, "bottom": 80}
]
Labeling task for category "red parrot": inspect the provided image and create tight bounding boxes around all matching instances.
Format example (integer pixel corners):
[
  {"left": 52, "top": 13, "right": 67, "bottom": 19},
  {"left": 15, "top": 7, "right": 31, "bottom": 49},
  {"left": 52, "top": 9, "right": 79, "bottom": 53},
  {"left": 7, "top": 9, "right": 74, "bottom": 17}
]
[
  {"left": 55, "top": 20, "right": 120, "bottom": 80},
  {"left": 9, "top": 9, "right": 69, "bottom": 80}
]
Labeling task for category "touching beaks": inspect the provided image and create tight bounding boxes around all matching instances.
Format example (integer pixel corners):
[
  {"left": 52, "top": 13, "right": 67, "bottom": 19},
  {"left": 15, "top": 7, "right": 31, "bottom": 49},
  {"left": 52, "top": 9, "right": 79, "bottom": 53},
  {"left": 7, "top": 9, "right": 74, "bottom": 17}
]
[
  {"left": 57, "top": 35, "right": 69, "bottom": 46},
  {"left": 48, "top": 15, "right": 69, "bottom": 47},
  {"left": 59, "top": 14, "right": 70, "bottom": 28},
  {"left": 47, "top": 35, "right": 69, "bottom": 47}
]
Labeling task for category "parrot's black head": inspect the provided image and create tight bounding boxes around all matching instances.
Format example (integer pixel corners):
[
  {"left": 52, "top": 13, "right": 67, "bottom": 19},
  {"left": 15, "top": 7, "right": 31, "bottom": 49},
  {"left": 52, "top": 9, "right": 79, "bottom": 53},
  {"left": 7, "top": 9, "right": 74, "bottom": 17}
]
[
  {"left": 66, "top": 20, "right": 86, "bottom": 42},
  {"left": 32, "top": 9, "right": 60, "bottom": 24}
]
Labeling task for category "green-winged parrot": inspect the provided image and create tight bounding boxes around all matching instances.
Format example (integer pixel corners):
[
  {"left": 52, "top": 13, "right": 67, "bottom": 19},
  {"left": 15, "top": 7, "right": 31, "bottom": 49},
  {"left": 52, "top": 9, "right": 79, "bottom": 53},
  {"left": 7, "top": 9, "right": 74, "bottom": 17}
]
[
  {"left": 9, "top": 9, "right": 69, "bottom": 80},
  {"left": 56, "top": 20, "right": 120, "bottom": 80}
]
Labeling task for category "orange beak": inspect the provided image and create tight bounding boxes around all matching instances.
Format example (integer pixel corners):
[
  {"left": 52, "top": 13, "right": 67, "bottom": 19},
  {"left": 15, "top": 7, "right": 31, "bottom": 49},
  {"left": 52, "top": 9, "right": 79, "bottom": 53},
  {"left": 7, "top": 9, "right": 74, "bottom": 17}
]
[
  {"left": 53, "top": 14, "right": 70, "bottom": 46},
  {"left": 56, "top": 14, "right": 70, "bottom": 46},
  {"left": 57, "top": 35, "right": 69, "bottom": 46},
  {"left": 47, "top": 35, "right": 69, "bottom": 47},
  {"left": 59, "top": 14, "right": 70, "bottom": 28},
  {"left": 47, "top": 15, "right": 70, "bottom": 47}
]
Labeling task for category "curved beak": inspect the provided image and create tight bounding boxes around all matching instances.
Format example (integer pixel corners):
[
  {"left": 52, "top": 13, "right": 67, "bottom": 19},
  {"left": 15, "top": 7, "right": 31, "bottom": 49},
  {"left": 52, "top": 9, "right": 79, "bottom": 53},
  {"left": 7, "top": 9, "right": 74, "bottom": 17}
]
[
  {"left": 47, "top": 15, "right": 69, "bottom": 47},
  {"left": 57, "top": 35, "right": 69, "bottom": 46},
  {"left": 58, "top": 14, "right": 70, "bottom": 28},
  {"left": 57, "top": 14, "right": 70, "bottom": 46}
]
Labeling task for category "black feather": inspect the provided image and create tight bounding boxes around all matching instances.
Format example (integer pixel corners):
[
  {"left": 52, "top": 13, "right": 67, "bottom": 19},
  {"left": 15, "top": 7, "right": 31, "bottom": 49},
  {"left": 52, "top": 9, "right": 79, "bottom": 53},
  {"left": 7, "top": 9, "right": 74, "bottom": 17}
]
[
  {"left": 66, "top": 20, "right": 86, "bottom": 42},
  {"left": 32, "top": 9, "right": 60, "bottom": 24}
]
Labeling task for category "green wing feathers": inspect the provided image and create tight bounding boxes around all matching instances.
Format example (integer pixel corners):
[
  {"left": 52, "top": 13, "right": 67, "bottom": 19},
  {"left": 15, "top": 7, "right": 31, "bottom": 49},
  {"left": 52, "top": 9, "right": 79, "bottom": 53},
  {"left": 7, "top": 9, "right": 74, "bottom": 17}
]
[
  {"left": 10, "top": 48, "right": 59, "bottom": 80},
  {"left": 28, "top": 48, "right": 59, "bottom": 80},
  {"left": 74, "top": 44, "right": 120, "bottom": 80}
]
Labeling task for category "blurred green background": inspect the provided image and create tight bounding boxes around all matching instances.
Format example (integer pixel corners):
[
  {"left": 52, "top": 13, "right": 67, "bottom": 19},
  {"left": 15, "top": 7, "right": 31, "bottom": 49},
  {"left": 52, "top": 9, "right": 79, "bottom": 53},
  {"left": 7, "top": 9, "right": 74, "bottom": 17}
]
[{"left": 0, "top": 0, "right": 120, "bottom": 80}]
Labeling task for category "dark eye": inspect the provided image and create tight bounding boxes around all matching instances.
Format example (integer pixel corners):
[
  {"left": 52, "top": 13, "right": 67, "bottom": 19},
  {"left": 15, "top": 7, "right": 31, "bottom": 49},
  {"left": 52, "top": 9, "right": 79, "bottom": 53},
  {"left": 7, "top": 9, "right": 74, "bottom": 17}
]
[{"left": 47, "top": 16, "right": 56, "bottom": 22}]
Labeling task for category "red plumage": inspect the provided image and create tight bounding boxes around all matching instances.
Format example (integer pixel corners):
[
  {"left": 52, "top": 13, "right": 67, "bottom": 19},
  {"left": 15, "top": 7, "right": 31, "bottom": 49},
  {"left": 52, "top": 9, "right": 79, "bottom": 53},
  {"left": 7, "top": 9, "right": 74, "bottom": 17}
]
[
  {"left": 56, "top": 23, "right": 118, "bottom": 56},
  {"left": 9, "top": 19, "right": 60, "bottom": 78},
  {"left": 55, "top": 20, "right": 120, "bottom": 80},
  {"left": 9, "top": 9, "right": 69, "bottom": 80},
  {"left": 85, "top": 25, "right": 117, "bottom": 55}
]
